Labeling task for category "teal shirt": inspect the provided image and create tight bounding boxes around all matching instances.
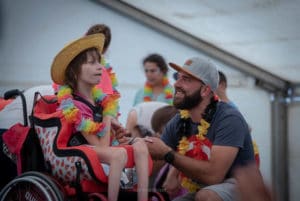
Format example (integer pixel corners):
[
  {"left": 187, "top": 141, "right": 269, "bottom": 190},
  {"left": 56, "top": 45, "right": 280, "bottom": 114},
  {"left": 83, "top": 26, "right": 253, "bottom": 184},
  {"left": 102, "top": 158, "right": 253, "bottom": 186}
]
[{"left": 133, "top": 85, "right": 174, "bottom": 106}]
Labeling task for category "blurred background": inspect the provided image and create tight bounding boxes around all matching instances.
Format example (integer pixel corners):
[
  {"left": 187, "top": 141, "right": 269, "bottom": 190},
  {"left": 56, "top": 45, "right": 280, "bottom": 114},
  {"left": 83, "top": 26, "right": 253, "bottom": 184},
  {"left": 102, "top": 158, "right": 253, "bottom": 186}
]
[{"left": 0, "top": 1, "right": 299, "bottom": 200}]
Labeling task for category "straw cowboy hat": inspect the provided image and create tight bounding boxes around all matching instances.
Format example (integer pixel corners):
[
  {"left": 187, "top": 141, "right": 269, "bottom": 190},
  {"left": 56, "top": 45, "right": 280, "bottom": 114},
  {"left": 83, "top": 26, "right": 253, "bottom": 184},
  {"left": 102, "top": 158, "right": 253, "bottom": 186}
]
[{"left": 51, "top": 33, "right": 105, "bottom": 85}]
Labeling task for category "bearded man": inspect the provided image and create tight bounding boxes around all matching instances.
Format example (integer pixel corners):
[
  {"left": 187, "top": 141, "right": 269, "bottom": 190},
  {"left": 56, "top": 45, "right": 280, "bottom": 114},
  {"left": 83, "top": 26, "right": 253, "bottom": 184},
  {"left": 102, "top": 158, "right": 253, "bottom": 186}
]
[{"left": 145, "top": 57, "right": 254, "bottom": 201}]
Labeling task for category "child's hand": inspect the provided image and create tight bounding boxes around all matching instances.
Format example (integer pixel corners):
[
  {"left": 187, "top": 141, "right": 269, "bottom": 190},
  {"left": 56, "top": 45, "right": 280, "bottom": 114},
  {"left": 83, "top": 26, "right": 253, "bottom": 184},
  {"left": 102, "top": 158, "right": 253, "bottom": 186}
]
[
  {"left": 117, "top": 136, "right": 130, "bottom": 144},
  {"left": 111, "top": 118, "right": 130, "bottom": 139},
  {"left": 162, "top": 169, "right": 181, "bottom": 197}
]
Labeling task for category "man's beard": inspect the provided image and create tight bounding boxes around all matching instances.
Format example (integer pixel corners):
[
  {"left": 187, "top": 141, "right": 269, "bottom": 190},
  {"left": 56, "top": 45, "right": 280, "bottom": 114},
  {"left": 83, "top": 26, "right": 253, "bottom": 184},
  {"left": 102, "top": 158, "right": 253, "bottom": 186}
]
[{"left": 173, "top": 87, "right": 202, "bottom": 110}]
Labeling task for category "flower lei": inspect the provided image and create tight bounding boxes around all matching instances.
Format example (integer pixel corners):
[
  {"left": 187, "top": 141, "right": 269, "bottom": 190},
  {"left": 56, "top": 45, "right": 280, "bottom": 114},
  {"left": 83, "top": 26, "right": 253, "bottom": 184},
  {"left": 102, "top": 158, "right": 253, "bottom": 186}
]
[
  {"left": 252, "top": 140, "right": 260, "bottom": 167},
  {"left": 57, "top": 85, "right": 119, "bottom": 137},
  {"left": 143, "top": 76, "right": 173, "bottom": 104},
  {"left": 177, "top": 110, "right": 212, "bottom": 193}
]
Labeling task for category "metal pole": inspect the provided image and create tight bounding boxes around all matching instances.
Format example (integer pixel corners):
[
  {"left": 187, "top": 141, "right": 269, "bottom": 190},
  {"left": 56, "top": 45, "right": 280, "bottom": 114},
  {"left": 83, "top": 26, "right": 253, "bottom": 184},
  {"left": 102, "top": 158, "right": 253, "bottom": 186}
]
[
  {"left": 271, "top": 92, "right": 289, "bottom": 201},
  {"left": 96, "top": 0, "right": 290, "bottom": 92}
]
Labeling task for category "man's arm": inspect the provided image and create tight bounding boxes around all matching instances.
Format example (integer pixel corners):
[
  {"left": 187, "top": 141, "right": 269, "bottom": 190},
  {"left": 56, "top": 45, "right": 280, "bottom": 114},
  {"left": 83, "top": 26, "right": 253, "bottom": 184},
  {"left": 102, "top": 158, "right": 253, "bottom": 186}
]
[
  {"left": 146, "top": 137, "right": 238, "bottom": 185},
  {"left": 172, "top": 145, "right": 238, "bottom": 184}
]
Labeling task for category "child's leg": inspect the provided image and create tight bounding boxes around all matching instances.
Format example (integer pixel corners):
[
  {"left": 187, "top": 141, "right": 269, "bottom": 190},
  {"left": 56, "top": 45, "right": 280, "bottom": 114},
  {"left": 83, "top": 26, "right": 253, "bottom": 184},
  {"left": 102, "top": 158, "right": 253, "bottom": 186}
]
[
  {"left": 94, "top": 146, "right": 128, "bottom": 201},
  {"left": 132, "top": 139, "right": 149, "bottom": 201}
]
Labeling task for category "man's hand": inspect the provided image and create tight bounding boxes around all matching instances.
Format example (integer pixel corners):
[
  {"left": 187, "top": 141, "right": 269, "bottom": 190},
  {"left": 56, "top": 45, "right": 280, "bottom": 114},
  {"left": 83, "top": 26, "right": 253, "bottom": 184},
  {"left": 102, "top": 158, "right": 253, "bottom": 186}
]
[{"left": 144, "top": 137, "right": 172, "bottom": 160}]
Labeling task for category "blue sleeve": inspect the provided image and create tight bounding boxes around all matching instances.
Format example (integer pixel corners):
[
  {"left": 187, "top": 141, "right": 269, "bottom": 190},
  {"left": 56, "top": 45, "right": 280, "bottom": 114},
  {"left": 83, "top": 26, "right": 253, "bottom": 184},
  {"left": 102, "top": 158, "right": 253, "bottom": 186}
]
[
  {"left": 213, "top": 115, "right": 249, "bottom": 148},
  {"left": 161, "top": 114, "right": 181, "bottom": 150}
]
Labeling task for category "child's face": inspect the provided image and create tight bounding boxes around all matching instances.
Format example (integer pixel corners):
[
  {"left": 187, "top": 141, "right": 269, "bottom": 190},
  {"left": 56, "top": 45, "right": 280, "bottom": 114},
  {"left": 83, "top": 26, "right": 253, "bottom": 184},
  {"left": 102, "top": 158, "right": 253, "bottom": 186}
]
[{"left": 78, "top": 51, "right": 102, "bottom": 86}]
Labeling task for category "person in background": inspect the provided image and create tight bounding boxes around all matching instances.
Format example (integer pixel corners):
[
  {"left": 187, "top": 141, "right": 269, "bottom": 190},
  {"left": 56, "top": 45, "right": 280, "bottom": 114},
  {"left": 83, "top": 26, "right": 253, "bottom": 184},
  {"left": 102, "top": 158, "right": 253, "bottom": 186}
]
[
  {"left": 215, "top": 70, "right": 237, "bottom": 109},
  {"left": 51, "top": 34, "right": 149, "bottom": 201},
  {"left": 151, "top": 105, "right": 178, "bottom": 137},
  {"left": 146, "top": 57, "right": 255, "bottom": 201},
  {"left": 216, "top": 70, "right": 260, "bottom": 166},
  {"left": 133, "top": 53, "right": 174, "bottom": 106},
  {"left": 126, "top": 101, "right": 168, "bottom": 137},
  {"left": 150, "top": 105, "right": 188, "bottom": 200}
]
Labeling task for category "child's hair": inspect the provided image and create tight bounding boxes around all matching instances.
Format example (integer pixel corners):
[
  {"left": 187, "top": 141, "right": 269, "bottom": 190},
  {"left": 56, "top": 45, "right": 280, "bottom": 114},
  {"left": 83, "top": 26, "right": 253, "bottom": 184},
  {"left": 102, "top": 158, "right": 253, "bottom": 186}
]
[
  {"left": 86, "top": 24, "right": 111, "bottom": 53},
  {"left": 133, "top": 125, "right": 153, "bottom": 138},
  {"left": 151, "top": 105, "right": 178, "bottom": 134},
  {"left": 64, "top": 47, "right": 101, "bottom": 90}
]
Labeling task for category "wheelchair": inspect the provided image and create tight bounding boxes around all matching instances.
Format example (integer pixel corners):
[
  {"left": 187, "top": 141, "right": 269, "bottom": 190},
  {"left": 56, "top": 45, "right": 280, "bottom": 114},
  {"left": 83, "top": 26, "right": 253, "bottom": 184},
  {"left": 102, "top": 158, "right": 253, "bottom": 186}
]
[{"left": 0, "top": 88, "right": 166, "bottom": 201}]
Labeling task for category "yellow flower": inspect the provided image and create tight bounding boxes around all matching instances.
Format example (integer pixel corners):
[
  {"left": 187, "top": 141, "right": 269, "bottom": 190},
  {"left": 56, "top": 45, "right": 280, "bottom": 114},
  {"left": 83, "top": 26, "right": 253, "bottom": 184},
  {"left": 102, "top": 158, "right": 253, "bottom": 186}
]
[
  {"left": 180, "top": 110, "right": 190, "bottom": 119},
  {"left": 198, "top": 125, "right": 207, "bottom": 137},
  {"left": 178, "top": 137, "right": 189, "bottom": 155},
  {"left": 200, "top": 119, "right": 210, "bottom": 129},
  {"left": 253, "top": 140, "right": 259, "bottom": 155},
  {"left": 181, "top": 177, "right": 199, "bottom": 193},
  {"left": 177, "top": 112, "right": 211, "bottom": 193}
]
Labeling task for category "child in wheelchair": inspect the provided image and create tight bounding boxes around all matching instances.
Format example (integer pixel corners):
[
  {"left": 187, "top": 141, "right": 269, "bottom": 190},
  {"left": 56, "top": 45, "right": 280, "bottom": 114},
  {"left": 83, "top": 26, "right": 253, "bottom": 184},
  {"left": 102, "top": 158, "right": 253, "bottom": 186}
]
[{"left": 50, "top": 33, "right": 149, "bottom": 201}]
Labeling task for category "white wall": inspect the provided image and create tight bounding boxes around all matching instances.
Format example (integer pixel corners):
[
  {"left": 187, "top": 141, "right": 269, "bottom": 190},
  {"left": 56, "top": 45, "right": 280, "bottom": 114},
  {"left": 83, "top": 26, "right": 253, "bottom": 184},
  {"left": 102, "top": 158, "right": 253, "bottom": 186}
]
[{"left": 0, "top": 0, "right": 272, "bottom": 184}]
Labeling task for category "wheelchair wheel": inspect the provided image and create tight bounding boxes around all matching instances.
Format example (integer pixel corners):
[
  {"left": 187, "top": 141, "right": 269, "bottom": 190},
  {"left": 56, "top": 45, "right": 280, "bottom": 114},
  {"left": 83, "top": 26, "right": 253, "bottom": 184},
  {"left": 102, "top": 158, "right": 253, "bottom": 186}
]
[
  {"left": 19, "top": 171, "right": 65, "bottom": 201},
  {"left": 0, "top": 172, "right": 65, "bottom": 201},
  {"left": 88, "top": 193, "right": 108, "bottom": 201}
]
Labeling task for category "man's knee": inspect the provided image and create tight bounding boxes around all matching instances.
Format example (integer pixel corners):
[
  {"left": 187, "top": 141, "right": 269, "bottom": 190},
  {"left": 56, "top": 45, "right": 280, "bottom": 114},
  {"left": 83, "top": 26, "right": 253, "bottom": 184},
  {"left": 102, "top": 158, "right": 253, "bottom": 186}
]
[{"left": 195, "top": 189, "right": 222, "bottom": 201}]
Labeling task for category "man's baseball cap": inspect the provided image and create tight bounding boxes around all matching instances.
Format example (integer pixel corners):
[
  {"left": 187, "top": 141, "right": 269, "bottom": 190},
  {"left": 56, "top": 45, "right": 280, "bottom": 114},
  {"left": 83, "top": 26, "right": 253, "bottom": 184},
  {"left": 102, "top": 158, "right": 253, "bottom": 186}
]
[{"left": 169, "top": 57, "right": 219, "bottom": 92}]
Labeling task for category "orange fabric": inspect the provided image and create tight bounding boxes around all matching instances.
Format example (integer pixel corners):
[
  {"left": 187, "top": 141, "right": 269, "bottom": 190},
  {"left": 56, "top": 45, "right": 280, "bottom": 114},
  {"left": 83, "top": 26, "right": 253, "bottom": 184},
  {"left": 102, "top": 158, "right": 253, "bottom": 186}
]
[
  {"left": 96, "top": 67, "right": 113, "bottom": 95},
  {"left": 0, "top": 98, "right": 13, "bottom": 111},
  {"left": 118, "top": 144, "right": 153, "bottom": 175}
]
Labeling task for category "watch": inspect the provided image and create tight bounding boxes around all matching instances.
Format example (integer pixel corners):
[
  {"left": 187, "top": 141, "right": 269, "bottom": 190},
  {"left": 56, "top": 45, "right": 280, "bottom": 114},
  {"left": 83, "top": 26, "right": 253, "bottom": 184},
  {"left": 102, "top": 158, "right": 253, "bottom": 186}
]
[{"left": 164, "top": 150, "right": 175, "bottom": 164}]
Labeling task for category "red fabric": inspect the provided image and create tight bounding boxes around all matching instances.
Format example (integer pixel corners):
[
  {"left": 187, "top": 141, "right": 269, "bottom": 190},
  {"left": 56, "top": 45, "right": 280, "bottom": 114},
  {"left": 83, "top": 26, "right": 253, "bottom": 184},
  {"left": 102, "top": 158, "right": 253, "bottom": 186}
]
[
  {"left": 255, "top": 154, "right": 260, "bottom": 167},
  {"left": 34, "top": 95, "right": 58, "bottom": 115},
  {"left": 2, "top": 123, "right": 30, "bottom": 175}
]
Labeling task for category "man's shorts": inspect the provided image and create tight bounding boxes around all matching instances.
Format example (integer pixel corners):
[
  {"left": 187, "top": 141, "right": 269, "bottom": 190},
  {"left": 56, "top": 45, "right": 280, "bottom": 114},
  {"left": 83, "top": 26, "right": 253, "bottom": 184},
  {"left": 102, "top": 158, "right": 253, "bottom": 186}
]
[{"left": 173, "top": 178, "right": 237, "bottom": 201}]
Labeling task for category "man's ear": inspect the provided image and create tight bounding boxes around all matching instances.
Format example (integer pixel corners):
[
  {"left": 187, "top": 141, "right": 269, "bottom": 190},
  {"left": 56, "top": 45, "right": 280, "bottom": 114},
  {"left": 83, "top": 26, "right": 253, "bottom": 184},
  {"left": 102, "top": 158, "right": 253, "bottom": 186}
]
[{"left": 201, "top": 85, "right": 212, "bottom": 97}]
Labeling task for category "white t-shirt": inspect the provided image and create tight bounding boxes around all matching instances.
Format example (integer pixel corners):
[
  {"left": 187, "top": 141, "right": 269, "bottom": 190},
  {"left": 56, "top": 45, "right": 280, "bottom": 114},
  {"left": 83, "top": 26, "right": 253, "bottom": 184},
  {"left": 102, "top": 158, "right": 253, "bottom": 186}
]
[
  {"left": 129, "top": 101, "right": 168, "bottom": 133},
  {"left": 0, "top": 85, "right": 54, "bottom": 129}
]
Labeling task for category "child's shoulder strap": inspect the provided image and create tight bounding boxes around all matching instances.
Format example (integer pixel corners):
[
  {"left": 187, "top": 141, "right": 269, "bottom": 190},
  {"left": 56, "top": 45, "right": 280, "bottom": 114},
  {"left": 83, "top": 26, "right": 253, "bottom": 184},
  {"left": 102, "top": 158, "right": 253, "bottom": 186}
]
[{"left": 72, "top": 94, "right": 103, "bottom": 122}]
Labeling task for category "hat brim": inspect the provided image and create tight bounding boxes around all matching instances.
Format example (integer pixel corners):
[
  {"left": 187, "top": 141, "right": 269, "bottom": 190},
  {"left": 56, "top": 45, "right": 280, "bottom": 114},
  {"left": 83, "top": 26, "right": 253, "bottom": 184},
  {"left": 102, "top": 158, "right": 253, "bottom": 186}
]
[
  {"left": 169, "top": 62, "right": 201, "bottom": 82},
  {"left": 51, "top": 33, "right": 105, "bottom": 85}
]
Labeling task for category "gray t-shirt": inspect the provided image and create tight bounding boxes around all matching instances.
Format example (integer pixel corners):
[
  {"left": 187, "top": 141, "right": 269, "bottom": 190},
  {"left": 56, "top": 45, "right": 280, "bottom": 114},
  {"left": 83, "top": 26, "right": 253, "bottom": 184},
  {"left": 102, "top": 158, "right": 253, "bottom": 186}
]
[{"left": 161, "top": 102, "right": 254, "bottom": 177}]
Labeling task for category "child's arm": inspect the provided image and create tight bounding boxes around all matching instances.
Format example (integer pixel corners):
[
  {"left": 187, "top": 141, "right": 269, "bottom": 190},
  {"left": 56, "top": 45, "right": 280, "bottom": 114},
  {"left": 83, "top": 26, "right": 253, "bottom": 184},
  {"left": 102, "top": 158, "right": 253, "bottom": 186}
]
[
  {"left": 82, "top": 115, "right": 112, "bottom": 147},
  {"left": 163, "top": 166, "right": 181, "bottom": 197}
]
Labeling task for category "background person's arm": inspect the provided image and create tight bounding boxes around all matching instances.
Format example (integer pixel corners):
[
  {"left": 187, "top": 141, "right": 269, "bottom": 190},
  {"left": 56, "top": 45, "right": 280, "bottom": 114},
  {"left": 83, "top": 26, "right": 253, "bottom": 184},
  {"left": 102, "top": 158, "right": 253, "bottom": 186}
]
[{"left": 234, "top": 163, "right": 275, "bottom": 201}]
